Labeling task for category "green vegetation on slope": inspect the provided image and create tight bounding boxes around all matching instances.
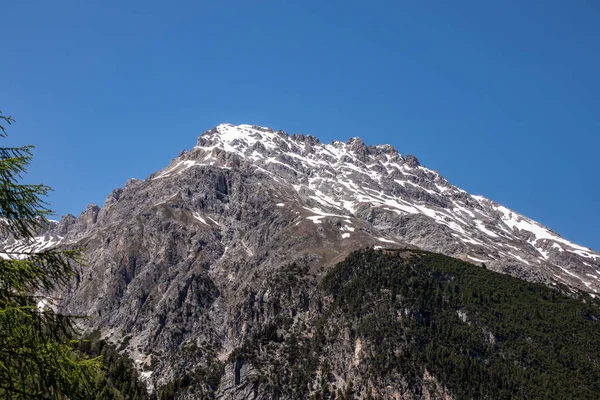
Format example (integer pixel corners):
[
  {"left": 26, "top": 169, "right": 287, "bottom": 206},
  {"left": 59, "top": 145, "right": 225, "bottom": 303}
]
[
  {"left": 157, "top": 248, "right": 600, "bottom": 399},
  {"left": 321, "top": 249, "right": 600, "bottom": 399},
  {"left": 74, "top": 333, "right": 148, "bottom": 400}
]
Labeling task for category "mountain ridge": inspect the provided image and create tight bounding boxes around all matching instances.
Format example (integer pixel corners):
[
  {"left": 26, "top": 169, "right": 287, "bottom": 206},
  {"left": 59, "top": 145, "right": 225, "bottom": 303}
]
[
  {"left": 3, "top": 123, "right": 598, "bottom": 293},
  {"left": 148, "top": 123, "right": 599, "bottom": 291}
]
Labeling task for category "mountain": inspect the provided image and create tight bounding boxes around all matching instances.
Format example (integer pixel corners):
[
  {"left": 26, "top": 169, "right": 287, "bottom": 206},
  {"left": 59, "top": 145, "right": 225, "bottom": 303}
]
[
  {"left": 187, "top": 124, "right": 600, "bottom": 291},
  {"left": 2, "top": 123, "right": 599, "bottom": 398},
  {"left": 39, "top": 123, "right": 599, "bottom": 287}
]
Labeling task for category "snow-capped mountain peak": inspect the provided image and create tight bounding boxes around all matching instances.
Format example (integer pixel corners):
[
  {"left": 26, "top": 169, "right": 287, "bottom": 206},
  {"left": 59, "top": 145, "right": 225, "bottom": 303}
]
[
  {"left": 181, "top": 123, "right": 599, "bottom": 292},
  {"left": 3, "top": 123, "right": 598, "bottom": 294}
]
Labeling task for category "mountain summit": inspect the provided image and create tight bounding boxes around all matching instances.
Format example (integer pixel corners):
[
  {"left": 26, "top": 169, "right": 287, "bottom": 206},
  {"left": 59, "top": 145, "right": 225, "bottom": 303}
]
[
  {"left": 150, "top": 123, "right": 599, "bottom": 292},
  {"left": 5, "top": 123, "right": 599, "bottom": 291}
]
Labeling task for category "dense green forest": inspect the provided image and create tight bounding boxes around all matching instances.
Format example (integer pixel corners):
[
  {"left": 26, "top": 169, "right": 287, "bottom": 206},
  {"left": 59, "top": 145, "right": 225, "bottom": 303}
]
[
  {"left": 319, "top": 249, "right": 600, "bottom": 399},
  {"left": 74, "top": 333, "right": 148, "bottom": 400},
  {"left": 225, "top": 249, "right": 600, "bottom": 399}
]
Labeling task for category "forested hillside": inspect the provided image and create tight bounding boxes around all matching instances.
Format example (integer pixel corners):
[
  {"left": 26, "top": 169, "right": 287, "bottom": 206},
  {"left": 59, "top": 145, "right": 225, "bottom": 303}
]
[{"left": 219, "top": 249, "right": 600, "bottom": 399}]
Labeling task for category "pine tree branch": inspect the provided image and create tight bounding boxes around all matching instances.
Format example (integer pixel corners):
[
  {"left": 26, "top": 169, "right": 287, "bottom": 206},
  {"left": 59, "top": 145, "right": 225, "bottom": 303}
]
[
  {"left": 0, "top": 111, "right": 15, "bottom": 137},
  {"left": 0, "top": 111, "right": 100, "bottom": 398}
]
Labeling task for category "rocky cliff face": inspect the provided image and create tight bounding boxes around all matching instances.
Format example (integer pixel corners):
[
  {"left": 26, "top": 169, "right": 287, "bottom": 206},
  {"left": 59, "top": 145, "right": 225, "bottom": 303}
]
[{"left": 2, "top": 123, "right": 599, "bottom": 397}]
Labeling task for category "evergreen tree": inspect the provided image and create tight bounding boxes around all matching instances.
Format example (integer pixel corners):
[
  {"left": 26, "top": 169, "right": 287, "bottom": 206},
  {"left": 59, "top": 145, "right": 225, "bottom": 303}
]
[{"left": 0, "top": 111, "right": 99, "bottom": 399}]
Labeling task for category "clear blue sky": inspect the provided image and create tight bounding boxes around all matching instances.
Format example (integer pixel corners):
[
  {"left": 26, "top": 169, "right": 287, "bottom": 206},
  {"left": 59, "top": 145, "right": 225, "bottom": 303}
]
[{"left": 1, "top": 1, "right": 599, "bottom": 251}]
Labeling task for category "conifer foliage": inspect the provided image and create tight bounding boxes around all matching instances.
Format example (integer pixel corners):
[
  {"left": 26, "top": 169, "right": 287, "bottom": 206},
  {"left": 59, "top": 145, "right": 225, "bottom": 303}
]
[{"left": 0, "top": 111, "right": 99, "bottom": 399}]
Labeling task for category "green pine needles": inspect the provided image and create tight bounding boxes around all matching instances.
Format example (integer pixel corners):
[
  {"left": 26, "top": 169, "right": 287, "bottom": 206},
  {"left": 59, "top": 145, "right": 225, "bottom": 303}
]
[{"left": 0, "top": 111, "right": 100, "bottom": 399}]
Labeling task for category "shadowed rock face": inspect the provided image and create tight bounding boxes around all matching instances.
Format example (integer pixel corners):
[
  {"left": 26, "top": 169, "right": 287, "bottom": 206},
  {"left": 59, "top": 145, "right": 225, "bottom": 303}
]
[{"left": 4, "top": 123, "right": 598, "bottom": 396}]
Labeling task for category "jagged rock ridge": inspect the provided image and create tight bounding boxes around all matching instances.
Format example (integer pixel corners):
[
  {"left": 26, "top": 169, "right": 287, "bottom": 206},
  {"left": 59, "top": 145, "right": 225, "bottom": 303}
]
[{"left": 152, "top": 123, "right": 599, "bottom": 292}]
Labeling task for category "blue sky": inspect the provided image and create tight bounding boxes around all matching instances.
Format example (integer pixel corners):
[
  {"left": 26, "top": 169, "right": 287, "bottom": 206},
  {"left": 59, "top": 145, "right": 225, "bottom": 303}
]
[{"left": 1, "top": 1, "right": 599, "bottom": 251}]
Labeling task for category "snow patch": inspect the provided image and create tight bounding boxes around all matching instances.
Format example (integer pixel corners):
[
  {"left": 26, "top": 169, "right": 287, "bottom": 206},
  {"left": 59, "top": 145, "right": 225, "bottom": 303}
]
[
  {"left": 508, "top": 253, "right": 530, "bottom": 265},
  {"left": 467, "top": 255, "right": 490, "bottom": 263},
  {"left": 307, "top": 216, "right": 323, "bottom": 224},
  {"left": 192, "top": 212, "right": 207, "bottom": 225},
  {"left": 474, "top": 220, "right": 499, "bottom": 238},
  {"left": 37, "top": 299, "right": 49, "bottom": 311}
]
